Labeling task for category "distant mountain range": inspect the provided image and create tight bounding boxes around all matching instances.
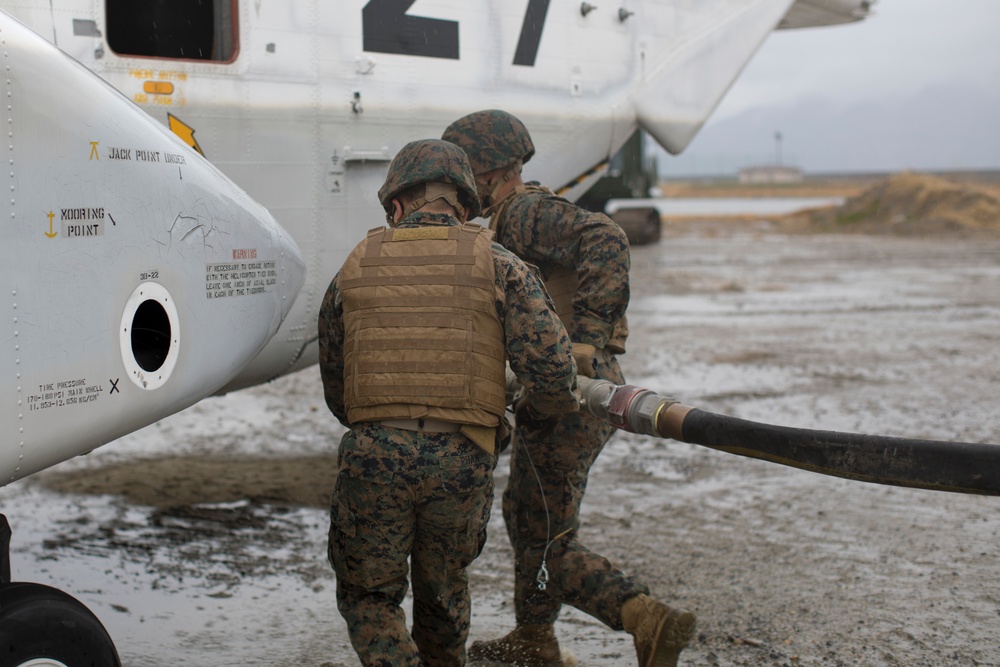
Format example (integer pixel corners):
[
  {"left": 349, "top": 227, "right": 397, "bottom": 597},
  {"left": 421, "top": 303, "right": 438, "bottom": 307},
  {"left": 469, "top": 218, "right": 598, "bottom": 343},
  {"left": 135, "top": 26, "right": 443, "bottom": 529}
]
[{"left": 655, "top": 84, "right": 1000, "bottom": 176}]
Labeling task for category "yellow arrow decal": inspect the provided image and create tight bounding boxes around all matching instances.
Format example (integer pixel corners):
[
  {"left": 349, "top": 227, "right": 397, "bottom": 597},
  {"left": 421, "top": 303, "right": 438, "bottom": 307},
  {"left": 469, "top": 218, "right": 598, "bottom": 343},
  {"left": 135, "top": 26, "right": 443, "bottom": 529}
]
[{"left": 167, "top": 113, "right": 204, "bottom": 156}]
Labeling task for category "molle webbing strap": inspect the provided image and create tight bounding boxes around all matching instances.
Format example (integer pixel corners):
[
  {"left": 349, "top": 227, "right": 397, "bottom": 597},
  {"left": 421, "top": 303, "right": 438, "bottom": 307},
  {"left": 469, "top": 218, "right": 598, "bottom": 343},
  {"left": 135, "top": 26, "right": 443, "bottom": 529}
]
[
  {"left": 359, "top": 226, "right": 386, "bottom": 283},
  {"left": 346, "top": 226, "right": 491, "bottom": 313},
  {"left": 358, "top": 225, "right": 472, "bottom": 267},
  {"left": 360, "top": 385, "right": 465, "bottom": 399},
  {"left": 453, "top": 224, "right": 478, "bottom": 302},
  {"left": 348, "top": 312, "right": 505, "bottom": 364},
  {"left": 351, "top": 295, "right": 495, "bottom": 314},
  {"left": 338, "top": 274, "right": 493, "bottom": 292},
  {"left": 359, "top": 255, "right": 475, "bottom": 267},
  {"left": 357, "top": 360, "right": 467, "bottom": 376},
  {"left": 344, "top": 330, "right": 505, "bottom": 364}
]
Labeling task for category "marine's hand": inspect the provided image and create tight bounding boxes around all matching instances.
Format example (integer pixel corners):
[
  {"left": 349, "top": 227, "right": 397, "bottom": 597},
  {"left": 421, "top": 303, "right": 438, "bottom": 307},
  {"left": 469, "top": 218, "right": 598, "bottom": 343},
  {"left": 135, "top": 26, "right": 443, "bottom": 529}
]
[
  {"left": 514, "top": 396, "right": 559, "bottom": 437},
  {"left": 572, "top": 342, "right": 597, "bottom": 378}
]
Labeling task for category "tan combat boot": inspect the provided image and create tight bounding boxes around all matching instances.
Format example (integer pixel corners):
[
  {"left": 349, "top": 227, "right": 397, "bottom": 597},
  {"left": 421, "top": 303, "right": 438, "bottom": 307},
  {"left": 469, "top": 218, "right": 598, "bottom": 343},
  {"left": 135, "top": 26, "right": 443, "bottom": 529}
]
[
  {"left": 467, "top": 623, "right": 565, "bottom": 666},
  {"left": 620, "top": 594, "right": 696, "bottom": 667}
]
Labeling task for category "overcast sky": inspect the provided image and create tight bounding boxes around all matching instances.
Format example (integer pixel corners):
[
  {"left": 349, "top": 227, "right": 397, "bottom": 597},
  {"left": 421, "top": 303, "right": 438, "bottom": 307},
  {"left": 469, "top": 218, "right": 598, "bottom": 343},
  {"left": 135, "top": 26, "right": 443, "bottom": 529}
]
[
  {"left": 657, "top": 0, "right": 1000, "bottom": 174},
  {"left": 715, "top": 0, "right": 1000, "bottom": 118}
]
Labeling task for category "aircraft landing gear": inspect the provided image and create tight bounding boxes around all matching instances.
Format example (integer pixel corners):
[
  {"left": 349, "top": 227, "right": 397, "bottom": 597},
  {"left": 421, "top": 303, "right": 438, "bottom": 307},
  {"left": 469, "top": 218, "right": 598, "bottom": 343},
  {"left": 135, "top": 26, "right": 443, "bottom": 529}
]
[{"left": 0, "top": 515, "right": 122, "bottom": 667}]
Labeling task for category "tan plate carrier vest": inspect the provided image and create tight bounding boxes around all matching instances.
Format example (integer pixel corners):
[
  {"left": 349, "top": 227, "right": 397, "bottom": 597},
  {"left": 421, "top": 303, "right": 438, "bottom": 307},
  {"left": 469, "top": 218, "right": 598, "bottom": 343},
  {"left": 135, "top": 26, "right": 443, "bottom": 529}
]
[
  {"left": 339, "top": 223, "right": 507, "bottom": 435},
  {"left": 542, "top": 266, "right": 628, "bottom": 355}
]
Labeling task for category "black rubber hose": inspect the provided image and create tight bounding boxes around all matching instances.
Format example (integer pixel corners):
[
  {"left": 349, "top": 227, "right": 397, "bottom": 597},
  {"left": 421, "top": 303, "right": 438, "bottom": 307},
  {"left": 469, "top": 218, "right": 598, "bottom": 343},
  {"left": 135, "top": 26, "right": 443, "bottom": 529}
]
[{"left": 678, "top": 408, "right": 1000, "bottom": 496}]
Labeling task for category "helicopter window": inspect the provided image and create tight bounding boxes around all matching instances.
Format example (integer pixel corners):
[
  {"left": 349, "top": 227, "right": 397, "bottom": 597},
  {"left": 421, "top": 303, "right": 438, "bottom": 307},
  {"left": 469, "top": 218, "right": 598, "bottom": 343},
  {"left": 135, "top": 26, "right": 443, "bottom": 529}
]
[{"left": 105, "top": 0, "right": 238, "bottom": 62}]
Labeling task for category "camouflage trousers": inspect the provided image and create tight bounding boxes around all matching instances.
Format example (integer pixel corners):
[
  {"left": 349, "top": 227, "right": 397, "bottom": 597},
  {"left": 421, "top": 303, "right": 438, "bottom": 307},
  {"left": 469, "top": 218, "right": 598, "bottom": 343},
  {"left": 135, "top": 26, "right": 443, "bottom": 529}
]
[
  {"left": 502, "top": 355, "right": 649, "bottom": 630},
  {"left": 328, "top": 422, "right": 495, "bottom": 667}
]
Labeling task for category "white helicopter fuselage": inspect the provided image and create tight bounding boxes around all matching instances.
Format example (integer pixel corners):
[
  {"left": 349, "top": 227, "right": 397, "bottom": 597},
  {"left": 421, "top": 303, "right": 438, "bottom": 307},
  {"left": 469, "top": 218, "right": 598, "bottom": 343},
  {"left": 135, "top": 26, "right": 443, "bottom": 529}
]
[
  {"left": 0, "top": 0, "right": 871, "bottom": 477},
  {"left": 0, "top": 11, "right": 305, "bottom": 484},
  {"left": 5, "top": 0, "right": 871, "bottom": 399}
]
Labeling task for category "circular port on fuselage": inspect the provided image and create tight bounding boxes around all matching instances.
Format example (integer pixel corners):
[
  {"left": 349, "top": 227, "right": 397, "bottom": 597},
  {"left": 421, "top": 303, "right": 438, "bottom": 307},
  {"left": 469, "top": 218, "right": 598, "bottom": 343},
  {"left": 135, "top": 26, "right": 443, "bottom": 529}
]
[{"left": 120, "top": 282, "right": 180, "bottom": 389}]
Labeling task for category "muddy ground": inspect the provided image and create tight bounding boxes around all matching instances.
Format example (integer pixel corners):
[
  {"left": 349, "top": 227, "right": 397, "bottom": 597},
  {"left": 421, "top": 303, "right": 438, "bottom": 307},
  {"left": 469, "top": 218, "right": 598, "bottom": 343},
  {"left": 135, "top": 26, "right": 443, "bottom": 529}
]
[{"left": 4, "top": 221, "right": 1000, "bottom": 666}]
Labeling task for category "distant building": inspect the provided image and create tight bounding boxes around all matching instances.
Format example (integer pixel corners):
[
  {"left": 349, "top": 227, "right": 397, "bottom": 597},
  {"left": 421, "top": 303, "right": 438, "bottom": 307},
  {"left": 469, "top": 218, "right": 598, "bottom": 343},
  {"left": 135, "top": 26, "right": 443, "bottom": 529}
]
[{"left": 738, "top": 164, "right": 804, "bottom": 184}]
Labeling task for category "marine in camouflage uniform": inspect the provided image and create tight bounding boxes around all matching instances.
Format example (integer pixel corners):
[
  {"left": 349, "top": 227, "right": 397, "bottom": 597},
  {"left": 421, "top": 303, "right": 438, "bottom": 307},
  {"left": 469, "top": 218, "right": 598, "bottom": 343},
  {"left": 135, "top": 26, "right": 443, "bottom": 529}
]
[
  {"left": 443, "top": 111, "right": 695, "bottom": 667},
  {"left": 318, "top": 139, "right": 578, "bottom": 667}
]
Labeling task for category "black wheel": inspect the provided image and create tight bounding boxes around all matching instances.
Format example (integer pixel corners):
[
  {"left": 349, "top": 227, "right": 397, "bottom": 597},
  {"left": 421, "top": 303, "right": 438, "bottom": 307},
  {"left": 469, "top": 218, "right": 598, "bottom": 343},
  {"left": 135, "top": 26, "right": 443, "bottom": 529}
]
[{"left": 0, "top": 582, "right": 121, "bottom": 667}]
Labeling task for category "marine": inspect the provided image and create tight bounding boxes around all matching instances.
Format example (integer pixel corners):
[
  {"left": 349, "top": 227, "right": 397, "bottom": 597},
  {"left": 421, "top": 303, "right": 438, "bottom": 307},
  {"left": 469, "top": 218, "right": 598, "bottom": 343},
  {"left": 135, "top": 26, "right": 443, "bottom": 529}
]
[
  {"left": 318, "top": 138, "right": 579, "bottom": 666},
  {"left": 443, "top": 110, "right": 695, "bottom": 667}
]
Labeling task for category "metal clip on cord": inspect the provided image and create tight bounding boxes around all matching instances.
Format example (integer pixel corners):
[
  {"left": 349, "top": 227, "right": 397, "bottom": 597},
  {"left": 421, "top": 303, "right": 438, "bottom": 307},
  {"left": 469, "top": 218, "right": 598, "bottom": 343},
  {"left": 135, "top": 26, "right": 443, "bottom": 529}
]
[{"left": 536, "top": 561, "right": 549, "bottom": 591}]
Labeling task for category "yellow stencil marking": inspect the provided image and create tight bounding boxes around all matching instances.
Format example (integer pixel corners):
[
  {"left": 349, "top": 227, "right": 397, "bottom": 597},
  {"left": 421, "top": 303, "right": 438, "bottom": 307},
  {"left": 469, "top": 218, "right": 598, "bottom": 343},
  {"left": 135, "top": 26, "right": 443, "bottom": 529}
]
[{"left": 45, "top": 211, "right": 57, "bottom": 239}]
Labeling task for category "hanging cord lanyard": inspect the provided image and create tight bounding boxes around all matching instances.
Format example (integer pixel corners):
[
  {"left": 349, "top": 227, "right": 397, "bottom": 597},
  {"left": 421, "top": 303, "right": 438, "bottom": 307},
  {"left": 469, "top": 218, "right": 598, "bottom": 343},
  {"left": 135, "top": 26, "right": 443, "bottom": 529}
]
[
  {"left": 505, "top": 366, "right": 576, "bottom": 591},
  {"left": 517, "top": 435, "right": 572, "bottom": 591}
]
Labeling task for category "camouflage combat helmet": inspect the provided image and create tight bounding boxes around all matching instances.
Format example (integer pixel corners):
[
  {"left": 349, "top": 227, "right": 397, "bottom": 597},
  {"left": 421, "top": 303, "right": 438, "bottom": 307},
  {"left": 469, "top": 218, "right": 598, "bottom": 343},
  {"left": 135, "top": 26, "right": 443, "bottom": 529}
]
[
  {"left": 441, "top": 109, "right": 535, "bottom": 176},
  {"left": 378, "top": 139, "right": 482, "bottom": 220}
]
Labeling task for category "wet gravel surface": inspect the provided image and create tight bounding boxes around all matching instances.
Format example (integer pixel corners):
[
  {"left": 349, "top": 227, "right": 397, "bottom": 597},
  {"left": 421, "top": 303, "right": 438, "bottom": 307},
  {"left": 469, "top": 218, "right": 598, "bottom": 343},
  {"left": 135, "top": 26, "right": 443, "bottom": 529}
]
[{"left": 3, "top": 223, "right": 999, "bottom": 666}]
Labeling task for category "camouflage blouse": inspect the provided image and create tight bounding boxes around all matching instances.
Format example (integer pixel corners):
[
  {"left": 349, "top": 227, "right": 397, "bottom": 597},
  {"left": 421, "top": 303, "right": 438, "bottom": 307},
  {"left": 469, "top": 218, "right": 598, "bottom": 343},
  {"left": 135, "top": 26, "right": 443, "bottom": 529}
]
[{"left": 489, "top": 184, "right": 630, "bottom": 350}]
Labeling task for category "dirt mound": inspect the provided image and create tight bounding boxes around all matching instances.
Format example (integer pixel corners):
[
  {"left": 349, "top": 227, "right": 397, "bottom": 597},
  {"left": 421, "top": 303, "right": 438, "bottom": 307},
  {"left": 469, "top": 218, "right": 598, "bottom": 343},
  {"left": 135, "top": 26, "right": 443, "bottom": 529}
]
[{"left": 782, "top": 171, "right": 1000, "bottom": 235}]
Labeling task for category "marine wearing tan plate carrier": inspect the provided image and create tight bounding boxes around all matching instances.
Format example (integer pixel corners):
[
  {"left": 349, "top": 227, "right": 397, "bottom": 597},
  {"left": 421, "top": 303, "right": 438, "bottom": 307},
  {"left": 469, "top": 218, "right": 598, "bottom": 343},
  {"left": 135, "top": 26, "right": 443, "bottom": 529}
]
[
  {"left": 339, "top": 221, "right": 507, "bottom": 451},
  {"left": 319, "top": 138, "right": 578, "bottom": 667}
]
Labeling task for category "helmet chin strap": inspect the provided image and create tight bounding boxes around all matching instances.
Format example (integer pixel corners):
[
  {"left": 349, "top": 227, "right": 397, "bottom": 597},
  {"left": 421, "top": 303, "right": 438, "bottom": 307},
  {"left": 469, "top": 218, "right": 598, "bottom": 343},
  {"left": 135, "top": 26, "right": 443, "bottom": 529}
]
[{"left": 480, "top": 162, "right": 522, "bottom": 217}]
